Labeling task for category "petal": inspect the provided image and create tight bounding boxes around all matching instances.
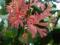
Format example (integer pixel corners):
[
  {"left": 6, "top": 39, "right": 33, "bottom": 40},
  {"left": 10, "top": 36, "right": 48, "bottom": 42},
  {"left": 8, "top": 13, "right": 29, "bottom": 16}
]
[
  {"left": 38, "top": 22, "right": 48, "bottom": 27},
  {"left": 38, "top": 28, "right": 48, "bottom": 38},
  {"left": 28, "top": 24, "right": 37, "bottom": 38}
]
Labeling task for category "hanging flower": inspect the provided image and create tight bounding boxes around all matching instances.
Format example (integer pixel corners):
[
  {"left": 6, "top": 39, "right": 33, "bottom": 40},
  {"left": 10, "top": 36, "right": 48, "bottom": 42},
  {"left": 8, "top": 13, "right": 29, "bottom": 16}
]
[
  {"left": 7, "top": 0, "right": 51, "bottom": 38},
  {"left": 7, "top": 0, "right": 29, "bottom": 28},
  {"left": 27, "top": 6, "right": 51, "bottom": 38}
]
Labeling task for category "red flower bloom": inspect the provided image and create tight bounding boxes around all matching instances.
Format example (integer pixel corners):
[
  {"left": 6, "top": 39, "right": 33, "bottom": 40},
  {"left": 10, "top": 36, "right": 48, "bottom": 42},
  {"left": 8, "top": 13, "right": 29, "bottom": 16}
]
[
  {"left": 7, "top": 0, "right": 29, "bottom": 28},
  {"left": 7, "top": 0, "right": 51, "bottom": 38},
  {"left": 26, "top": 4, "right": 51, "bottom": 38}
]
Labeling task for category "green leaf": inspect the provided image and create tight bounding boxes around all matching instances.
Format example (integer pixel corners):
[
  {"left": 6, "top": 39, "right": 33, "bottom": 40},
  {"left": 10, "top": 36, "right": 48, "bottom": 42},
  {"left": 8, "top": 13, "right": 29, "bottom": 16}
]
[
  {"left": 2, "top": 37, "right": 12, "bottom": 45},
  {"left": 18, "top": 25, "right": 25, "bottom": 37},
  {"left": 5, "top": 0, "right": 12, "bottom": 5},
  {"left": 0, "top": 20, "right": 4, "bottom": 31},
  {"left": 50, "top": 10, "right": 57, "bottom": 14},
  {"left": 33, "top": 33, "right": 41, "bottom": 45},
  {"left": 52, "top": 4, "right": 56, "bottom": 8},
  {"left": 0, "top": 6, "right": 7, "bottom": 15},
  {"left": 32, "top": 5, "right": 43, "bottom": 14},
  {"left": 3, "top": 27, "right": 18, "bottom": 38}
]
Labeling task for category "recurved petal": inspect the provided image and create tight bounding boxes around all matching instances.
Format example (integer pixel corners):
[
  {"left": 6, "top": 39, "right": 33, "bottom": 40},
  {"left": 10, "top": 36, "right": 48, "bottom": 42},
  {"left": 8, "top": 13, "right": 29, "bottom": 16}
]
[
  {"left": 37, "top": 28, "right": 48, "bottom": 38},
  {"left": 28, "top": 24, "right": 37, "bottom": 38}
]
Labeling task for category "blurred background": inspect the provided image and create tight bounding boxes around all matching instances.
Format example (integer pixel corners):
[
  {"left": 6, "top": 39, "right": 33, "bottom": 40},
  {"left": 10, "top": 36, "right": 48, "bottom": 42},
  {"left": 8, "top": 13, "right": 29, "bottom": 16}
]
[{"left": 0, "top": 0, "right": 60, "bottom": 45}]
